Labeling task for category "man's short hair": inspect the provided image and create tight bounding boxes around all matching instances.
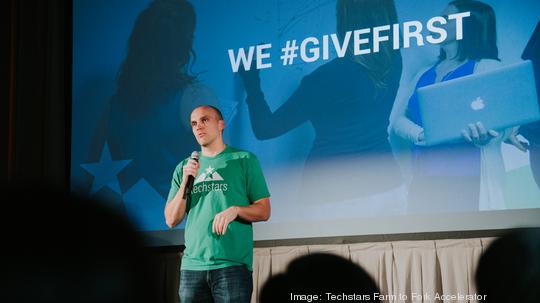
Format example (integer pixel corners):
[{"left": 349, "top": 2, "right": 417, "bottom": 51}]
[{"left": 193, "top": 105, "right": 223, "bottom": 121}]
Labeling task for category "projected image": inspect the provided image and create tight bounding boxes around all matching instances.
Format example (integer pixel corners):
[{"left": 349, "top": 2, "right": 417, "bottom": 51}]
[{"left": 72, "top": 0, "right": 540, "bottom": 237}]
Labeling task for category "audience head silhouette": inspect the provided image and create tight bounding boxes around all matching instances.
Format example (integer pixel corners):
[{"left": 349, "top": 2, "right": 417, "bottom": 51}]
[
  {"left": 260, "top": 253, "right": 380, "bottom": 302},
  {"left": 2, "top": 184, "right": 154, "bottom": 303},
  {"left": 476, "top": 228, "right": 540, "bottom": 303}
]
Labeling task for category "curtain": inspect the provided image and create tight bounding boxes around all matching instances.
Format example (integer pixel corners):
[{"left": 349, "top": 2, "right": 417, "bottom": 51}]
[{"left": 251, "top": 237, "right": 494, "bottom": 303}]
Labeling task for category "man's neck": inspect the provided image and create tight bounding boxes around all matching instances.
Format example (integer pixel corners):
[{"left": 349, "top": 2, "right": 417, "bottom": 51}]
[{"left": 201, "top": 139, "right": 227, "bottom": 157}]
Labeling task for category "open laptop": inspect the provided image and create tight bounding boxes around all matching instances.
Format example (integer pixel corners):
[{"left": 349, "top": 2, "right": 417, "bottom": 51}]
[{"left": 417, "top": 60, "right": 540, "bottom": 146}]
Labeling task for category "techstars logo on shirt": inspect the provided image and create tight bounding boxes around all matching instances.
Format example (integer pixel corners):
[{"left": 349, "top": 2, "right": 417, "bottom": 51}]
[
  {"left": 192, "top": 166, "right": 228, "bottom": 194},
  {"left": 194, "top": 166, "right": 224, "bottom": 183}
]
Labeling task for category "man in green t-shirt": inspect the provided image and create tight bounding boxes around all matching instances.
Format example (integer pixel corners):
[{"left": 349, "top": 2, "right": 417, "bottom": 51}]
[{"left": 164, "top": 105, "right": 271, "bottom": 303}]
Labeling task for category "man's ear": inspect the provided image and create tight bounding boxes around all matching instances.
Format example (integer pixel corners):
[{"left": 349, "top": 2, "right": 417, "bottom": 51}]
[{"left": 219, "top": 119, "right": 225, "bottom": 132}]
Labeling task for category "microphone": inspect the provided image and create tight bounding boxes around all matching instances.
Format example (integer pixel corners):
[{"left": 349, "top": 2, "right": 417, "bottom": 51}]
[{"left": 183, "top": 151, "right": 200, "bottom": 199}]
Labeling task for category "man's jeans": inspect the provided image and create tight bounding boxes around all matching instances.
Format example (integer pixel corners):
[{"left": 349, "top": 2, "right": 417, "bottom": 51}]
[{"left": 180, "top": 265, "right": 253, "bottom": 303}]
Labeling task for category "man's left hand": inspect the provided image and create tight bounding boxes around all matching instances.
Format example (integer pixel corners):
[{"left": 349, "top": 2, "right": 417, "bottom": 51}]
[{"left": 212, "top": 206, "right": 239, "bottom": 235}]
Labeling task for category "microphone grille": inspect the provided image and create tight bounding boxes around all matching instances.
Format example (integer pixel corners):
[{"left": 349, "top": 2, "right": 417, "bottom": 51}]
[{"left": 191, "top": 151, "right": 200, "bottom": 160}]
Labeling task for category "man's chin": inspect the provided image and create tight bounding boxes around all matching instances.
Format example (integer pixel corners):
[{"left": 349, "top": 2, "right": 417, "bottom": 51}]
[{"left": 197, "top": 136, "right": 216, "bottom": 147}]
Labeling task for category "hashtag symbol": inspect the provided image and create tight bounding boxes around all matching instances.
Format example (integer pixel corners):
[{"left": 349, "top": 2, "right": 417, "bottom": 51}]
[{"left": 280, "top": 40, "right": 298, "bottom": 66}]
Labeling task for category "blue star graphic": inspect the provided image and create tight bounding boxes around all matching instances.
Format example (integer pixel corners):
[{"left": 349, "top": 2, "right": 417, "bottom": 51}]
[{"left": 81, "top": 143, "right": 132, "bottom": 194}]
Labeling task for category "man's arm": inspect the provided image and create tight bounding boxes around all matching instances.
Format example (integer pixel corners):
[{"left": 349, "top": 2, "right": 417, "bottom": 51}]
[
  {"left": 237, "top": 197, "right": 271, "bottom": 222},
  {"left": 164, "top": 179, "right": 189, "bottom": 228},
  {"left": 164, "top": 159, "right": 199, "bottom": 228},
  {"left": 212, "top": 197, "right": 270, "bottom": 235}
]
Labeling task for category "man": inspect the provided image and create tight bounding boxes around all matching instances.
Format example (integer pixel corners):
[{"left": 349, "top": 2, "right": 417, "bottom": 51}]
[{"left": 164, "top": 105, "right": 271, "bottom": 303}]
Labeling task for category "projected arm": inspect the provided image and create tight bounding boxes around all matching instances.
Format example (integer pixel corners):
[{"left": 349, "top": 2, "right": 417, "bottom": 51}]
[
  {"left": 212, "top": 197, "right": 270, "bottom": 235},
  {"left": 389, "top": 91, "right": 425, "bottom": 145},
  {"left": 392, "top": 115, "right": 425, "bottom": 144},
  {"left": 389, "top": 68, "right": 429, "bottom": 145},
  {"left": 240, "top": 68, "right": 309, "bottom": 140}
]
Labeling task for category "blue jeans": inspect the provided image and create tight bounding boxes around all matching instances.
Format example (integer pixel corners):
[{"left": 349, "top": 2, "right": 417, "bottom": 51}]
[{"left": 179, "top": 265, "right": 253, "bottom": 303}]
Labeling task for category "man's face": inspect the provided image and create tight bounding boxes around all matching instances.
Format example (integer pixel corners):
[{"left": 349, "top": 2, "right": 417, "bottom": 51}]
[{"left": 190, "top": 107, "right": 224, "bottom": 146}]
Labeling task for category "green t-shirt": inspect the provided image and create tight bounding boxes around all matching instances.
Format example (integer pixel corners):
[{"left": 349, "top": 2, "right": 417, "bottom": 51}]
[{"left": 167, "top": 146, "right": 270, "bottom": 271}]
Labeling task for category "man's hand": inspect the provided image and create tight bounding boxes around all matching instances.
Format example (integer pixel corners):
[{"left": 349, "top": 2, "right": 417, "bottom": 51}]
[
  {"left": 182, "top": 159, "right": 200, "bottom": 184},
  {"left": 212, "top": 206, "right": 239, "bottom": 235}
]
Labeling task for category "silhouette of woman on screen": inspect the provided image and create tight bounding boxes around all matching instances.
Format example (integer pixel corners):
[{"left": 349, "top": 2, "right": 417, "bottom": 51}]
[
  {"left": 240, "top": 0, "right": 404, "bottom": 206},
  {"left": 390, "top": 0, "right": 526, "bottom": 213},
  {"left": 87, "top": 0, "right": 217, "bottom": 199}
]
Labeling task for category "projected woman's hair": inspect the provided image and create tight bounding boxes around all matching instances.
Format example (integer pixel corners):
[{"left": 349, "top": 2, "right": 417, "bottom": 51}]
[
  {"left": 439, "top": 0, "right": 499, "bottom": 61},
  {"left": 337, "top": 0, "right": 401, "bottom": 87},
  {"left": 115, "top": 0, "right": 197, "bottom": 115}
]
